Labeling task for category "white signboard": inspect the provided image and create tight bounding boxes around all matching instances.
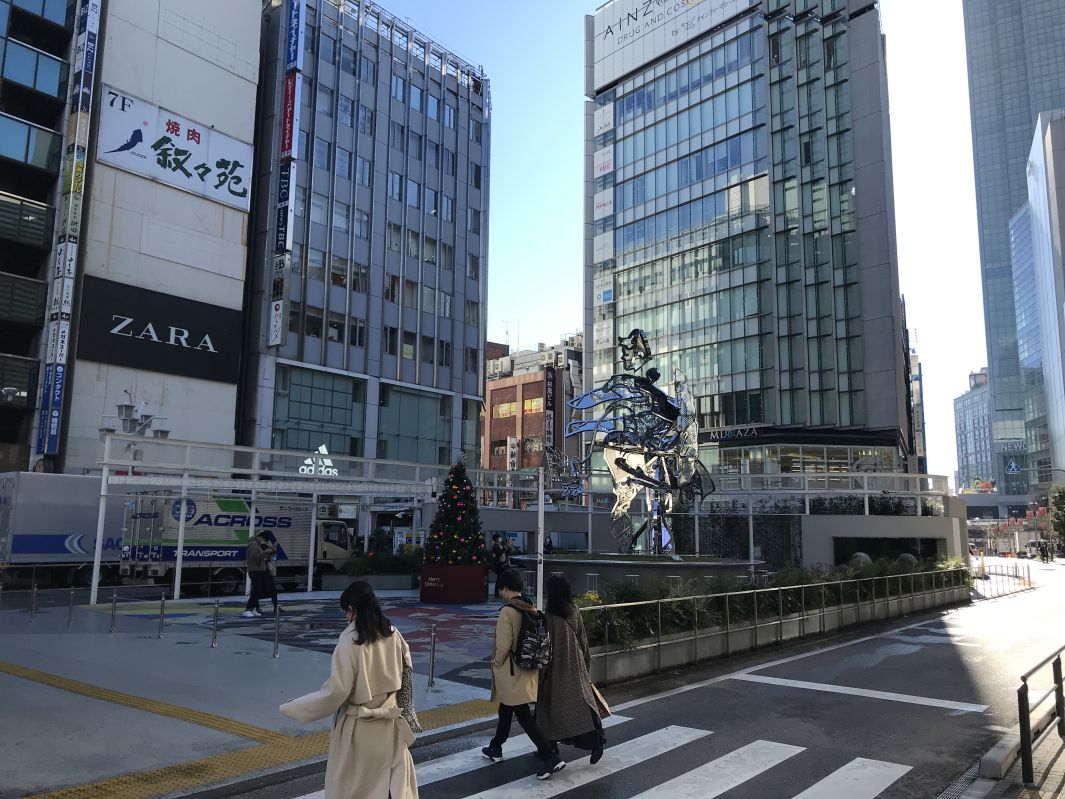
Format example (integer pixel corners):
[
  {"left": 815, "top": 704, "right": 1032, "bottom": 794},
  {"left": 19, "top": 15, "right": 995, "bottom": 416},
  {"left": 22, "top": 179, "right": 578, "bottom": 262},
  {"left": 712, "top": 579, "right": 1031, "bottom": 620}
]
[
  {"left": 96, "top": 85, "right": 253, "bottom": 212},
  {"left": 593, "top": 319, "right": 615, "bottom": 350},
  {"left": 594, "top": 273, "right": 614, "bottom": 305},
  {"left": 593, "top": 231, "right": 615, "bottom": 263},
  {"left": 268, "top": 301, "right": 284, "bottom": 347},
  {"left": 593, "top": 146, "right": 615, "bottom": 178},
  {"left": 593, "top": 103, "right": 614, "bottom": 136},
  {"left": 592, "top": 0, "right": 755, "bottom": 91},
  {"left": 594, "top": 187, "right": 614, "bottom": 220}
]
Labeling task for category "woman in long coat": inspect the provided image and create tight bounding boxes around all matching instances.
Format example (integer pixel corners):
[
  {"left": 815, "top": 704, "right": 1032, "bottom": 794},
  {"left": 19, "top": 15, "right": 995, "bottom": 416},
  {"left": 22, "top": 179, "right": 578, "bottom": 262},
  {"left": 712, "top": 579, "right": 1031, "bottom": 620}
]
[
  {"left": 536, "top": 575, "right": 606, "bottom": 762},
  {"left": 281, "top": 581, "right": 418, "bottom": 798}
]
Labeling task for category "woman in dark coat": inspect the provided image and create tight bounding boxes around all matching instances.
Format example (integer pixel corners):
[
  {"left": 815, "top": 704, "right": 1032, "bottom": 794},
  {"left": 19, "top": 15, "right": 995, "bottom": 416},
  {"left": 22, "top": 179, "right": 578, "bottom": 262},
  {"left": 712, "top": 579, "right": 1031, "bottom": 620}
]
[{"left": 536, "top": 575, "right": 606, "bottom": 763}]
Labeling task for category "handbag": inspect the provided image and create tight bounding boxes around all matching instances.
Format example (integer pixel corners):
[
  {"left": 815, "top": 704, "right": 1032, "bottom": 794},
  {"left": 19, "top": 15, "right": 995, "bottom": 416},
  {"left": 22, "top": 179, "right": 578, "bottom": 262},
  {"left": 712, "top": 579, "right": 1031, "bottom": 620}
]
[
  {"left": 266, "top": 560, "right": 277, "bottom": 577},
  {"left": 591, "top": 682, "right": 611, "bottom": 720}
]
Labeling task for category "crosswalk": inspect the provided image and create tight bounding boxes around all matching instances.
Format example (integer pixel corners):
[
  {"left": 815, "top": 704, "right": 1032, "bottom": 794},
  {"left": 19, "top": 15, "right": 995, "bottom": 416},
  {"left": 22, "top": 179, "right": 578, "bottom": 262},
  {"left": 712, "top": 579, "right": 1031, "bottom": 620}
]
[{"left": 293, "top": 722, "right": 913, "bottom": 799}]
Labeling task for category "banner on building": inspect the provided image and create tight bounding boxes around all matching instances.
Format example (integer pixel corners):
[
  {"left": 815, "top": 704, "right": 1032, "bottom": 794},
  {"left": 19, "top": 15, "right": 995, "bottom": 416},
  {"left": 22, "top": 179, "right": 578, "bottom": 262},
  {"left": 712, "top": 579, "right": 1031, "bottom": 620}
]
[{"left": 544, "top": 366, "right": 555, "bottom": 450}]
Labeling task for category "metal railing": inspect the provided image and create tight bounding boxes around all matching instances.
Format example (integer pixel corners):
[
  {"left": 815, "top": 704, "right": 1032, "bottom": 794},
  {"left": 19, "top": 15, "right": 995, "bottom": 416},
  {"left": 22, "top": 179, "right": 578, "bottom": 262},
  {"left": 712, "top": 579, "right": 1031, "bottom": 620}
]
[
  {"left": 579, "top": 568, "right": 985, "bottom": 684},
  {"left": 1018, "top": 644, "right": 1065, "bottom": 785}
]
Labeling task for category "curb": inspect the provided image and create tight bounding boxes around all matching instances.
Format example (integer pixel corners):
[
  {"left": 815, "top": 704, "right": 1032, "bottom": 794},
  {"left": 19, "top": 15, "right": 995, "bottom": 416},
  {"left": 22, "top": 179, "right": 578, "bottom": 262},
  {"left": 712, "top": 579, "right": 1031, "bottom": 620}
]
[
  {"left": 979, "top": 705, "right": 1055, "bottom": 779},
  {"left": 168, "top": 714, "right": 497, "bottom": 799}
]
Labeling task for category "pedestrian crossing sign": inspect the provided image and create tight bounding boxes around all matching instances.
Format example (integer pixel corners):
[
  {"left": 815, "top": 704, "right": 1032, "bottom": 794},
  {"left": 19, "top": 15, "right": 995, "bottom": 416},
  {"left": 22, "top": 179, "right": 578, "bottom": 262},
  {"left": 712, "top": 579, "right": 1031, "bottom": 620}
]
[{"left": 1006, "top": 459, "right": 1021, "bottom": 474}]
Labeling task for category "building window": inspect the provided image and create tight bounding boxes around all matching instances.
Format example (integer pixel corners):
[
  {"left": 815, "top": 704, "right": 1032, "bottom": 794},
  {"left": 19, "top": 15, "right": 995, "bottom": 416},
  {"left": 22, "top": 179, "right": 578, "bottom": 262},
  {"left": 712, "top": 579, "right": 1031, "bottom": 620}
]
[
  {"left": 464, "top": 299, "right": 479, "bottom": 325},
  {"left": 333, "top": 201, "right": 349, "bottom": 233},
  {"left": 289, "top": 303, "right": 301, "bottom": 333},
  {"left": 467, "top": 208, "right": 481, "bottom": 234},
  {"left": 311, "top": 193, "right": 328, "bottom": 225},
  {"left": 403, "top": 279, "right": 418, "bottom": 308},
  {"left": 406, "top": 230, "right": 419, "bottom": 258},
  {"left": 421, "top": 285, "right": 435, "bottom": 313},
  {"left": 467, "top": 254, "right": 480, "bottom": 279},
  {"left": 440, "top": 195, "right": 453, "bottom": 222},
  {"left": 421, "top": 335, "right": 434, "bottom": 364},
  {"left": 384, "top": 275, "right": 399, "bottom": 302},
  {"left": 469, "top": 162, "right": 482, "bottom": 189},
  {"left": 409, "top": 131, "right": 423, "bottom": 160},
  {"left": 386, "top": 222, "right": 401, "bottom": 251},
  {"left": 391, "top": 74, "right": 406, "bottom": 101},
  {"left": 308, "top": 249, "right": 325, "bottom": 280},
  {"left": 354, "top": 210, "right": 369, "bottom": 239},
  {"left": 440, "top": 243, "right": 454, "bottom": 269},
  {"left": 336, "top": 146, "right": 351, "bottom": 179},
  {"left": 469, "top": 119, "right": 482, "bottom": 143},
  {"left": 339, "top": 94, "right": 353, "bottom": 126},
  {"left": 523, "top": 397, "right": 544, "bottom": 414},
  {"left": 316, "top": 85, "right": 333, "bottom": 118},
  {"left": 406, "top": 179, "right": 420, "bottom": 208},
  {"left": 330, "top": 256, "right": 348, "bottom": 287},
  {"left": 320, "top": 34, "right": 336, "bottom": 64},
  {"left": 491, "top": 439, "right": 507, "bottom": 456},
  {"left": 357, "top": 105, "right": 374, "bottom": 135},
  {"left": 437, "top": 340, "right": 451, "bottom": 367},
  {"left": 424, "top": 187, "right": 438, "bottom": 216},
  {"left": 306, "top": 313, "right": 323, "bottom": 338},
  {"left": 360, "top": 55, "right": 376, "bottom": 84},
  {"left": 444, "top": 103, "right": 455, "bottom": 129},
  {"left": 341, "top": 46, "right": 356, "bottom": 75},
  {"left": 465, "top": 347, "right": 478, "bottom": 372},
  {"left": 410, "top": 84, "right": 423, "bottom": 112},
  {"left": 402, "top": 331, "right": 416, "bottom": 359},
  {"left": 327, "top": 316, "right": 344, "bottom": 342},
  {"left": 443, "top": 148, "right": 456, "bottom": 175},
  {"left": 424, "top": 236, "right": 437, "bottom": 263},
  {"left": 437, "top": 290, "right": 451, "bottom": 317},
  {"left": 352, "top": 263, "right": 368, "bottom": 293},
  {"left": 387, "top": 171, "right": 403, "bottom": 201},
  {"left": 426, "top": 142, "right": 439, "bottom": 168},
  {"left": 350, "top": 319, "right": 366, "bottom": 347},
  {"left": 493, "top": 401, "right": 517, "bottom": 419},
  {"left": 313, "top": 137, "right": 331, "bottom": 170},
  {"left": 384, "top": 326, "right": 398, "bottom": 355},
  {"left": 389, "top": 121, "right": 405, "bottom": 152},
  {"left": 427, "top": 94, "right": 439, "bottom": 119}
]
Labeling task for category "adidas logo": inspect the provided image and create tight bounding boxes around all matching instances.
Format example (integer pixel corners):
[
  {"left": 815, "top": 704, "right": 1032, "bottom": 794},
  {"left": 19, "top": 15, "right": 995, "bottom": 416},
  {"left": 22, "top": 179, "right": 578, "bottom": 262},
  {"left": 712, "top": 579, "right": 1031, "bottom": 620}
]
[{"left": 299, "top": 444, "right": 339, "bottom": 476}]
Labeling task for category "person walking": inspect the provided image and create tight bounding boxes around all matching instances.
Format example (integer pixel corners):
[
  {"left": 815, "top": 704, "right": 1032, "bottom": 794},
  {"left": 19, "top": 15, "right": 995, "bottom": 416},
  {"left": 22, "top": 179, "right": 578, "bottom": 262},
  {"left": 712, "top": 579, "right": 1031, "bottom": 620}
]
[
  {"left": 243, "top": 530, "right": 277, "bottom": 617},
  {"left": 536, "top": 575, "right": 606, "bottom": 764},
  {"left": 280, "top": 581, "right": 419, "bottom": 798},
  {"left": 482, "top": 569, "right": 566, "bottom": 780},
  {"left": 490, "top": 533, "right": 511, "bottom": 597}
]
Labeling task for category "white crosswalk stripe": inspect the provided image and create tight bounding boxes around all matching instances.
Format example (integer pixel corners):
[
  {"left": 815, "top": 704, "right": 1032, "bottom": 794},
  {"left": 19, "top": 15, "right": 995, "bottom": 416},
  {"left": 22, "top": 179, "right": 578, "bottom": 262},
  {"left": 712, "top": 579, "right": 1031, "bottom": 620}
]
[
  {"left": 416, "top": 714, "right": 632, "bottom": 786},
  {"left": 792, "top": 757, "right": 912, "bottom": 798}
]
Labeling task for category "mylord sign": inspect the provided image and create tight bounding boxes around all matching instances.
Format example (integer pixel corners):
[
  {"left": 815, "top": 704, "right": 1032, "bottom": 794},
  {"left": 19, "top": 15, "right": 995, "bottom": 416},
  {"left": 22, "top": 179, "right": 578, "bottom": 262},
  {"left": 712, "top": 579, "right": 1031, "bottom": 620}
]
[
  {"left": 76, "top": 276, "right": 241, "bottom": 384},
  {"left": 591, "top": 0, "right": 756, "bottom": 91}
]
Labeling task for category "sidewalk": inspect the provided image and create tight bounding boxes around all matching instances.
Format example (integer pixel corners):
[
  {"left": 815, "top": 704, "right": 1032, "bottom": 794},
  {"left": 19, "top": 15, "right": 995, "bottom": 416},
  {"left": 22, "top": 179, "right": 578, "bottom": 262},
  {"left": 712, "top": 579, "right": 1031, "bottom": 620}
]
[
  {"left": 977, "top": 723, "right": 1065, "bottom": 798},
  {"left": 0, "top": 587, "right": 503, "bottom": 799}
]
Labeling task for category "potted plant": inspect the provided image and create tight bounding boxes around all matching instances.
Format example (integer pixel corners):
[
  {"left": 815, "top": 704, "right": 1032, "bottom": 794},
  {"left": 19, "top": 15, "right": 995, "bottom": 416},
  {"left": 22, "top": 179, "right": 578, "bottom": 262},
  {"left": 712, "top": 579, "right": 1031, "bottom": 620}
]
[{"left": 420, "top": 460, "right": 489, "bottom": 603}]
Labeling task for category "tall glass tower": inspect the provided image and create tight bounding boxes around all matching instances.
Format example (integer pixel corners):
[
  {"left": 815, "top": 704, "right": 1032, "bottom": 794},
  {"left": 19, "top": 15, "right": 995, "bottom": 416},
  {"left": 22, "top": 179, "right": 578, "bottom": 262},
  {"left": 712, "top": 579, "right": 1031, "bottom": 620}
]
[
  {"left": 585, "top": 0, "right": 911, "bottom": 478},
  {"left": 963, "top": 0, "right": 1065, "bottom": 494}
]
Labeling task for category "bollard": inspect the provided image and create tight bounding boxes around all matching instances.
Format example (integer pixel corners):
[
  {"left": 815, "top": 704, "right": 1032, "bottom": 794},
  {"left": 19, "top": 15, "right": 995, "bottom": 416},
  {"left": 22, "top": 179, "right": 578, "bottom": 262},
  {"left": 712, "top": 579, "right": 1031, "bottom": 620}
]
[
  {"left": 1019, "top": 680, "right": 1034, "bottom": 785},
  {"left": 67, "top": 587, "right": 75, "bottom": 629},
  {"left": 157, "top": 593, "right": 166, "bottom": 639},
  {"left": 656, "top": 600, "right": 663, "bottom": 672},
  {"left": 1055, "top": 656, "right": 1065, "bottom": 739},
  {"left": 0, "top": 582, "right": 4, "bottom": 609},
  {"left": 272, "top": 606, "right": 281, "bottom": 658},
  {"left": 724, "top": 594, "right": 731, "bottom": 657},
  {"left": 29, "top": 583, "right": 38, "bottom": 621},
  {"left": 210, "top": 600, "right": 220, "bottom": 648},
  {"left": 777, "top": 587, "right": 784, "bottom": 646},
  {"left": 109, "top": 589, "right": 118, "bottom": 633},
  {"left": 604, "top": 621, "right": 611, "bottom": 682},
  {"left": 428, "top": 623, "right": 437, "bottom": 687},
  {"left": 691, "top": 597, "right": 698, "bottom": 663},
  {"left": 752, "top": 590, "right": 759, "bottom": 650}
]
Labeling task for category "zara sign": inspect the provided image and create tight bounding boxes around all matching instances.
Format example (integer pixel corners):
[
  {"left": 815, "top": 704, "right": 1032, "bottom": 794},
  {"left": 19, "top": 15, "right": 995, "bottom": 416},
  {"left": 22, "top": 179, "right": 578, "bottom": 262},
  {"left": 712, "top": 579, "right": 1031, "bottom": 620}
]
[{"left": 77, "top": 276, "right": 241, "bottom": 383}]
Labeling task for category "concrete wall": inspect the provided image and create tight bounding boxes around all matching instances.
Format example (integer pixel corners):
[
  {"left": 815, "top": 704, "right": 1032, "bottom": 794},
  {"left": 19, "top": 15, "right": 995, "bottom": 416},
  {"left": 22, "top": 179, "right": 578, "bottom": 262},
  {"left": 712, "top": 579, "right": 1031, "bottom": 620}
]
[{"left": 800, "top": 515, "right": 963, "bottom": 567}]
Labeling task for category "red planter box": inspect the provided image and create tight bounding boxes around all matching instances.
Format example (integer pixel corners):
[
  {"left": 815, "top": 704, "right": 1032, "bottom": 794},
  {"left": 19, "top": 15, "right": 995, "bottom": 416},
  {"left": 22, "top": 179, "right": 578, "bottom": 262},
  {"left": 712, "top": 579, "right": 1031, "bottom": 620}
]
[{"left": 419, "top": 563, "right": 489, "bottom": 604}]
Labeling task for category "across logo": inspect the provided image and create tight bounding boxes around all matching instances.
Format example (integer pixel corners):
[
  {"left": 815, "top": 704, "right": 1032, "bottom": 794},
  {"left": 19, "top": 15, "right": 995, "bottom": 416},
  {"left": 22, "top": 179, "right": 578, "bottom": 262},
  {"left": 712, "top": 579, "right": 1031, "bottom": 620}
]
[{"left": 190, "top": 513, "right": 292, "bottom": 528}]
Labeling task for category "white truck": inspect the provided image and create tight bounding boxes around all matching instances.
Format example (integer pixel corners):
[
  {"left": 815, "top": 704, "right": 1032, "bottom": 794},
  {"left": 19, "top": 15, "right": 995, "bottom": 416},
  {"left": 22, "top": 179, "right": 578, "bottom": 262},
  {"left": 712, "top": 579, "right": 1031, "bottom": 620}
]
[{"left": 119, "top": 492, "right": 355, "bottom": 594}]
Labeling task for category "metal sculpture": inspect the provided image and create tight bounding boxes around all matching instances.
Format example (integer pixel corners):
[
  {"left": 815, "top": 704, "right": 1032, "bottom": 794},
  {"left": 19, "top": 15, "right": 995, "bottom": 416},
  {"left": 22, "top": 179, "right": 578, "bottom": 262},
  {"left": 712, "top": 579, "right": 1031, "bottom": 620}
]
[{"left": 547, "top": 329, "right": 713, "bottom": 553}]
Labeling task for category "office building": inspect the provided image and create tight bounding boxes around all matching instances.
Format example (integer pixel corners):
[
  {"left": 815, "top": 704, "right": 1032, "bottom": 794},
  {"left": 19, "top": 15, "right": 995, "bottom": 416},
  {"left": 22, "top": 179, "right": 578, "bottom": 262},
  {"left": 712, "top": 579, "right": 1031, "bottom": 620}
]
[
  {"left": 483, "top": 334, "right": 583, "bottom": 472},
  {"left": 241, "top": 0, "right": 489, "bottom": 471},
  {"left": 908, "top": 344, "right": 927, "bottom": 475},
  {"left": 962, "top": 0, "right": 1065, "bottom": 495},
  {"left": 584, "top": 0, "right": 913, "bottom": 477},
  {"left": 954, "top": 368, "right": 994, "bottom": 492},
  {"left": 1, "top": 0, "right": 260, "bottom": 473}
]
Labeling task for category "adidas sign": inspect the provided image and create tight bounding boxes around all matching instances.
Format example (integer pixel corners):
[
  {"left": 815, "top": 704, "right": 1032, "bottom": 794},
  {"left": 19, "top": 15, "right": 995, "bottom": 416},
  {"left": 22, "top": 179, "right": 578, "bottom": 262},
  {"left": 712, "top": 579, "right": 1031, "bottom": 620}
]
[{"left": 299, "top": 445, "right": 339, "bottom": 476}]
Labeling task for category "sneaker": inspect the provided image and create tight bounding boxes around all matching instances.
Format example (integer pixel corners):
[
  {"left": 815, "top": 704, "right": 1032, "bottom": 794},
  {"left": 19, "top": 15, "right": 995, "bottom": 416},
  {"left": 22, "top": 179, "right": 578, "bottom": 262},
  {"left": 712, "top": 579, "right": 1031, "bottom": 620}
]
[
  {"left": 252, "top": 610, "right": 262, "bottom": 617},
  {"left": 241, "top": 610, "right": 256, "bottom": 618},
  {"left": 537, "top": 756, "right": 566, "bottom": 780},
  {"left": 481, "top": 746, "right": 503, "bottom": 763},
  {"left": 590, "top": 747, "right": 604, "bottom": 765}
]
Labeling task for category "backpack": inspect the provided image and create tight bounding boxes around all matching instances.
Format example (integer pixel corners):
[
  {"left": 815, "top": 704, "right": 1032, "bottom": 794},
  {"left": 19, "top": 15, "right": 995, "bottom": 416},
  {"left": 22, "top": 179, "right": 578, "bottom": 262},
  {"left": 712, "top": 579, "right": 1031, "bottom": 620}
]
[{"left": 509, "top": 605, "right": 552, "bottom": 673}]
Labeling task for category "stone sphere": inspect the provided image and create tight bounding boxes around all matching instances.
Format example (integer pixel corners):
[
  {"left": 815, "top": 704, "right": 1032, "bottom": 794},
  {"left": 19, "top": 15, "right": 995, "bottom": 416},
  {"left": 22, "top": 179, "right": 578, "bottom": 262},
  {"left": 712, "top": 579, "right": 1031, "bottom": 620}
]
[{"left": 850, "top": 552, "right": 872, "bottom": 567}]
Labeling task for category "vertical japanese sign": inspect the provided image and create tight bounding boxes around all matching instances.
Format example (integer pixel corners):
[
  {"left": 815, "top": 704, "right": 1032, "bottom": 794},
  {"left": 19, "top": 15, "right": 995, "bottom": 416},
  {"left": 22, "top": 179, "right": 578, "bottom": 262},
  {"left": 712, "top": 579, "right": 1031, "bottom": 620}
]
[
  {"left": 38, "top": 0, "right": 100, "bottom": 455},
  {"left": 544, "top": 366, "right": 555, "bottom": 450}
]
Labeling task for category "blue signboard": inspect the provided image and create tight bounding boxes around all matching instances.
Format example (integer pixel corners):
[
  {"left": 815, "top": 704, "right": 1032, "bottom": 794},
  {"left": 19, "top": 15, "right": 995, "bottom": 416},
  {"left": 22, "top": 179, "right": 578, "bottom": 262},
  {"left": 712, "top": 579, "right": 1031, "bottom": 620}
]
[
  {"left": 46, "top": 363, "right": 65, "bottom": 453},
  {"left": 284, "top": 0, "right": 304, "bottom": 73},
  {"left": 36, "top": 363, "right": 52, "bottom": 453}
]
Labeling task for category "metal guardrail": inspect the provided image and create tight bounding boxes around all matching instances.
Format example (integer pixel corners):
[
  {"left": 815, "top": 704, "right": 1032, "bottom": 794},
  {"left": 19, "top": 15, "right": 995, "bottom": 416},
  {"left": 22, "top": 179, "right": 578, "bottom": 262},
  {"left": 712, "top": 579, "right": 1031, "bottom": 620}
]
[
  {"left": 577, "top": 568, "right": 1005, "bottom": 683},
  {"left": 1018, "top": 644, "right": 1065, "bottom": 785}
]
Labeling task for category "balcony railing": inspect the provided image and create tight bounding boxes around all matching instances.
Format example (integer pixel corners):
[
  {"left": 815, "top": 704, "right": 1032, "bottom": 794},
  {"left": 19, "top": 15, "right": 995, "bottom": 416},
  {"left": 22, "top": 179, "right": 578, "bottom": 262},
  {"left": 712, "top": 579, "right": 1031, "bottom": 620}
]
[
  {"left": 2, "top": 39, "right": 68, "bottom": 99},
  {"left": 0, "top": 112, "right": 62, "bottom": 172},
  {"left": 0, "top": 271, "right": 47, "bottom": 327},
  {"left": 0, "top": 353, "right": 38, "bottom": 410},
  {"left": 0, "top": 190, "right": 54, "bottom": 248}
]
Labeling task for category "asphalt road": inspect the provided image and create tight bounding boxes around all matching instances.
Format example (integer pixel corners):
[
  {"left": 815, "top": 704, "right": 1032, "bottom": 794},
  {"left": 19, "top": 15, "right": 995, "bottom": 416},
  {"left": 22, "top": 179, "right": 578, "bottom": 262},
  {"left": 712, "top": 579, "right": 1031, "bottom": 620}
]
[{"left": 220, "top": 558, "right": 1063, "bottom": 799}]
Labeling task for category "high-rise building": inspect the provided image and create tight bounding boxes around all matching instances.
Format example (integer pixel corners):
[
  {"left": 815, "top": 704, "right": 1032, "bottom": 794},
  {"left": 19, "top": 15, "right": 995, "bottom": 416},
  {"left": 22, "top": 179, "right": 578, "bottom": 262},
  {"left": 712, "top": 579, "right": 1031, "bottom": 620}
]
[
  {"left": 241, "top": 0, "right": 489, "bottom": 470},
  {"left": 2, "top": 0, "right": 261, "bottom": 474},
  {"left": 584, "top": 0, "right": 912, "bottom": 476},
  {"left": 908, "top": 344, "right": 927, "bottom": 475},
  {"left": 954, "top": 368, "right": 993, "bottom": 492},
  {"left": 962, "top": 0, "right": 1065, "bottom": 495}
]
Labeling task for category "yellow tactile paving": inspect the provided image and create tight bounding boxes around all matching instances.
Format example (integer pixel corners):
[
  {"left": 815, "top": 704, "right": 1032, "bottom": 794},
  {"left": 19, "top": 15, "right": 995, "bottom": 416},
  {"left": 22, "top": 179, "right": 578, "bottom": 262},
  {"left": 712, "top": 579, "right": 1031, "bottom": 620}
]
[{"left": 7, "top": 662, "right": 496, "bottom": 799}]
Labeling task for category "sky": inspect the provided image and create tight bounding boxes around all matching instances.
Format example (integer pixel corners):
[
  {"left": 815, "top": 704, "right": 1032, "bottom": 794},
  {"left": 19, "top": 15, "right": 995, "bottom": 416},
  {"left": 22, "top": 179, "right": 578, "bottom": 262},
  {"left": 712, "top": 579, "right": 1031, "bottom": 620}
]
[{"left": 377, "top": 0, "right": 985, "bottom": 486}]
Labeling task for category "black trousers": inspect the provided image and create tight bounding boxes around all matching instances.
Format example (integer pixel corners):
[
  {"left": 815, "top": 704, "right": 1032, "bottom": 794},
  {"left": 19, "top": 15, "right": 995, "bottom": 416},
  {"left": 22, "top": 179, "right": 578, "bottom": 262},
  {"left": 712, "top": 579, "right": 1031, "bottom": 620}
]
[
  {"left": 489, "top": 703, "right": 552, "bottom": 756},
  {"left": 245, "top": 571, "right": 277, "bottom": 612}
]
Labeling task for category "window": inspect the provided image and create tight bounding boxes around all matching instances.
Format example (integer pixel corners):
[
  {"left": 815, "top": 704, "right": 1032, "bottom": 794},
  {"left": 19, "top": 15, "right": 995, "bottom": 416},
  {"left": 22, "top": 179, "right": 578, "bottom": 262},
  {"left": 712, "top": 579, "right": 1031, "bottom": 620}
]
[
  {"left": 424, "top": 236, "right": 437, "bottom": 263},
  {"left": 523, "top": 397, "right": 544, "bottom": 414},
  {"left": 391, "top": 74, "right": 406, "bottom": 101},
  {"left": 308, "top": 249, "right": 325, "bottom": 280},
  {"left": 354, "top": 210, "right": 370, "bottom": 239},
  {"left": 384, "top": 326, "right": 398, "bottom": 355},
  {"left": 402, "top": 331, "right": 416, "bottom": 359},
  {"left": 440, "top": 243, "right": 454, "bottom": 270},
  {"left": 403, "top": 279, "right": 418, "bottom": 307},
  {"left": 410, "top": 84, "right": 423, "bottom": 112},
  {"left": 437, "top": 290, "right": 451, "bottom": 317},
  {"left": 465, "top": 347, "right": 478, "bottom": 372},
  {"left": 409, "top": 131, "right": 423, "bottom": 160},
  {"left": 424, "top": 187, "right": 438, "bottom": 215},
  {"left": 469, "top": 162, "right": 482, "bottom": 189},
  {"left": 356, "top": 156, "right": 372, "bottom": 187},
  {"left": 469, "top": 119, "right": 482, "bottom": 143},
  {"left": 386, "top": 222, "right": 401, "bottom": 251},
  {"left": 467, "top": 208, "right": 481, "bottom": 234},
  {"left": 352, "top": 263, "right": 368, "bottom": 293},
  {"left": 427, "top": 94, "right": 440, "bottom": 119},
  {"left": 493, "top": 402, "right": 517, "bottom": 419},
  {"left": 330, "top": 257, "right": 348, "bottom": 288},
  {"left": 384, "top": 275, "right": 399, "bottom": 302},
  {"left": 406, "top": 179, "right": 420, "bottom": 208},
  {"left": 311, "top": 193, "right": 328, "bottom": 225},
  {"left": 313, "top": 137, "right": 331, "bottom": 170},
  {"left": 437, "top": 340, "right": 451, "bottom": 367},
  {"left": 341, "top": 46, "right": 356, "bottom": 75},
  {"left": 320, "top": 34, "right": 336, "bottom": 64},
  {"left": 360, "top": 55, "right": 376, "bottom": 84},
  {"left": 333, "top": 201, "right": 349, "bottom": 233},
  {"left": 327, "top": 317, "right": 344, "bottom": 342},
  {"left": 443, "top": 148, "right": 456, "bottom": 175},
  {"left": 464, "top": 299, "right": 479, "bottom": 325},
  {"left": 421, "top": 335, "right": 435, "bottom": 364},
  {"left": 421, "top": 285, "right": 436, "bottom": 313},
  {"left": 388, "top": 171, "right": 403, "bottom": 201},
  {"left": 426, "top": 142, "right": 439, "bottom": 168},
  {"left": 289, "top": 303, "right": 301, "bottom": 333},
  {"left": 298, "top": 129, "right": 308, "bottom": 160},
  {"left": 444, "top": 103, "right": 456, "bottom": 129},
  {"left": 406, "top": 230, "right": 419, "bottom": 257},
  {"left": 336, "top": 146, "right": 351, "bottom": 179},
  {"left": 491, "top": 439, "right": 506, "bottom": 456},
  {"left": 467, "top": 254, "right": 480, "bottom": 279},
  {"left": 440, "top": 195, "right": 454, "bottom": 222},
  {"left": 339, "top": 95, "right": 353, "bottom": 126},
  {"left": 389, "top": 121, "right": 405, "bottom": 152},
  {"left": 357, "top": 105, "right": 374, "bottom": 135},
  {"left": 317, "top": 85, "right": 333, "bottom": 118},
  {"left": 349, "top": 319, "right": 366, "bottom": 347},
  {"left": 306, "top": 313, "right": 323, "bottom": 338}
]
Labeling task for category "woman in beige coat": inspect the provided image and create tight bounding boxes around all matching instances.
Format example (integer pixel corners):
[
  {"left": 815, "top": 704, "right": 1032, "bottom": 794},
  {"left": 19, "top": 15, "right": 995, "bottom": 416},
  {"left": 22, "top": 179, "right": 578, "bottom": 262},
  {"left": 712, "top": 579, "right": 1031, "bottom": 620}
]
[
  {"left": 281, "top": 581, "right": 418, "bottom": 798},
  {"left": 481, "top": 569, "right": 566, "bottom": 780}
]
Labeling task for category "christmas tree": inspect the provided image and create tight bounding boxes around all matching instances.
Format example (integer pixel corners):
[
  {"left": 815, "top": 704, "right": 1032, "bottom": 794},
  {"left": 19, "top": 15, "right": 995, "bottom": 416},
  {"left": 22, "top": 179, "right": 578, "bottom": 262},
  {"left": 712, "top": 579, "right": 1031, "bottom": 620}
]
[{"left": 425, "top": 461, "right": 485, "bottom": 566}]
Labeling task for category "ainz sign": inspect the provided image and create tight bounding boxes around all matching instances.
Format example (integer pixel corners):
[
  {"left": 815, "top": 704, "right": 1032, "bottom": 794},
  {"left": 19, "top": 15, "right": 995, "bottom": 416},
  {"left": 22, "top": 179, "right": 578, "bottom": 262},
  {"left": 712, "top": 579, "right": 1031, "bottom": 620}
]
[{"left": 77, "top": 276, "right": 241, "bottom": 383}]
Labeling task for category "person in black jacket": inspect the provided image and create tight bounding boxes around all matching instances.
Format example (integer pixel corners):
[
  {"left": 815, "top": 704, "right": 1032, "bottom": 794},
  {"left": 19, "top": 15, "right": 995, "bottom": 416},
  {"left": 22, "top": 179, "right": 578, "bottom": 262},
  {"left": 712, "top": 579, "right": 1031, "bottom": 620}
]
[{"left": 491, "top": 533, "right": 511, "bottom": 597}]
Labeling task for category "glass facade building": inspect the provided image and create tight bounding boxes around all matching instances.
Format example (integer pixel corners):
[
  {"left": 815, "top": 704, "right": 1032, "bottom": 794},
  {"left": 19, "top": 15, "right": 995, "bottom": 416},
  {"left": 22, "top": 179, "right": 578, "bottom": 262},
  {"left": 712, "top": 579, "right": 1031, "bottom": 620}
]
[
  {"left": 585, "top": 0, "right": 911, "bottom": 476},
  {"left": 243, "top": 0, "right": 488, "bottom": 466},
  {"left": 954, "top": 369, "right": 993, "bottom": 491},
  {"left": 0, "top": 0, "right": 71, "bottom": 470},
  {"left": 962, "top": 0, "right": 1065, "bottom": 494}
]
